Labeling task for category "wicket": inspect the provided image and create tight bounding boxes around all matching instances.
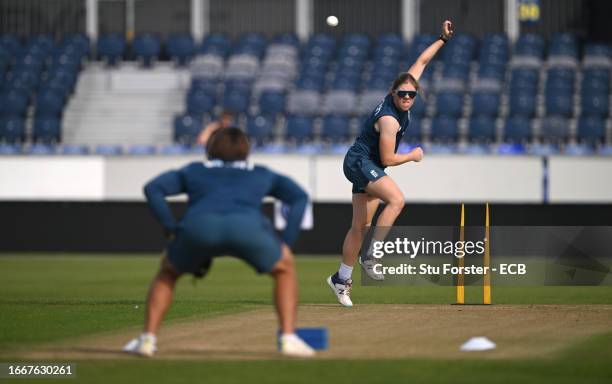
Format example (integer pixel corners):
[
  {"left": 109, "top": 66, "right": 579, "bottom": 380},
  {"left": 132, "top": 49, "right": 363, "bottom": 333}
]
[{"left": 455, "top": 203, "right": 492, "bottom": 305}]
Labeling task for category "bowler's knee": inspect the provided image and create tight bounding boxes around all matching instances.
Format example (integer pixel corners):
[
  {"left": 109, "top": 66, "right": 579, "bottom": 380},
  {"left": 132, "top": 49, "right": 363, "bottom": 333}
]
[
  {"left": 270, "top": 244, "right": 295, "bottom": 275},
  {"left": 386, "top": 194, "right": 405, "bottom": 213},
  {"left": 159, "top": 256, "right": 181, "bottom": 281}
]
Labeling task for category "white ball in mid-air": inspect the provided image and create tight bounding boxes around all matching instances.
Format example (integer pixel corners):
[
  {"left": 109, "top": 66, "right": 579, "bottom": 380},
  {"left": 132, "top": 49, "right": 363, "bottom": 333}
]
[{"left": 326, "top": 15, "right": 339, "bottom": 27}]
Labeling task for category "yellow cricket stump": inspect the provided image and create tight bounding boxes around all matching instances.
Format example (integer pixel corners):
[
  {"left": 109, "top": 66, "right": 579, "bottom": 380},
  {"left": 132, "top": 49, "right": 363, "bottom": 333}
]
[
  {"left": 455, "top": 203, "right": 492, "bottom": 305},
  {"left": 483, "top": 203, "right": 492, "bottom": 305},
  {"left": 456, "top": 204, "right": 465, "bottom": 304}
]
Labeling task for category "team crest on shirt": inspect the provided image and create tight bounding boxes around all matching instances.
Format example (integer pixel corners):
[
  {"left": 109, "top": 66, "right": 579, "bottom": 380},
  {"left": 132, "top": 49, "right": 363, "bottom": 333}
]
[{"left": 374, "top": 101, "right": 384, "bottom": 116}]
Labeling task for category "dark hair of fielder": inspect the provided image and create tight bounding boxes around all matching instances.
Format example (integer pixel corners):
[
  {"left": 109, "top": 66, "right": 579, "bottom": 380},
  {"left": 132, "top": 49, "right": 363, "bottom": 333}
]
[
  {"left": 389, "top": 72, "right": 424, "bottom": 99},
  {"left": 206, "top": 127, "right": 250, "bottom": 161}
]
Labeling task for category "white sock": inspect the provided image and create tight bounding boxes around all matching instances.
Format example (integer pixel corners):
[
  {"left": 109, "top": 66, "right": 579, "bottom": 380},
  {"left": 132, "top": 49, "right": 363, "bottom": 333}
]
[
  {"left": 141, "top": 332, "right": 157, "bottom": 343},
  {"left": 281, "top": 333, "right": 299, "bottom": 341},
  {"left": 338, "top": 263, "right": 353, "bottom": 281}
]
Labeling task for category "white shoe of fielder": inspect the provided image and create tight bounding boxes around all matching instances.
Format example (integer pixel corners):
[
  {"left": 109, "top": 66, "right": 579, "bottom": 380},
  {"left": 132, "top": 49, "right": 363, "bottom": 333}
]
[
  {"left": 280, "top": 334, "right": 316, "bottom": 357},
  {"left": 326, "top": 273, "right": 353, "bottom": 307},
  {"left": 123, "top": 333, "right": 157, "bottom": 357},
  {"left": 359, "top": 256, "right": 385, "bottom": 281}
]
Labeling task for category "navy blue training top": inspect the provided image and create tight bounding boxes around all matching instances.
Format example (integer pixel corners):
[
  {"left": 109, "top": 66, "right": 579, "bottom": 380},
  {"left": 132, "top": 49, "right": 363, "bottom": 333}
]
[
  {"left": 350, "top": 94, "right": 411, "bottom": 168},
  {"left": 143, "top": 160, "right": 309, "bottom": 246}
]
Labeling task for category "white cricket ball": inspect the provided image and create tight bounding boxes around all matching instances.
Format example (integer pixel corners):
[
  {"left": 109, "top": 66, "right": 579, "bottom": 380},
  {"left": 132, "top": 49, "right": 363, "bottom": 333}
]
[
  {"left": 134, "top": 305, "right": 139, "bottom": 309},
  {"left": 326, "top": 15, "right": 339, "bottom": 27}
]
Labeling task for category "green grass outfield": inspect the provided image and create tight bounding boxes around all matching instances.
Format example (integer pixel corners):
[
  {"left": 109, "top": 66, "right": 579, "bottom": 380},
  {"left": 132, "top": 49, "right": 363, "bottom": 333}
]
[{"left": 1, "top": 254, "right": 611, "bottom": 383}]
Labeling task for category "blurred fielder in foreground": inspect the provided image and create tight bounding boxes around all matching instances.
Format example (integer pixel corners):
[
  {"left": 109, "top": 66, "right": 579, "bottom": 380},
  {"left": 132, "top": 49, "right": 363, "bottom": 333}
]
[{"left": 123, "top": 128, "right": 314, "bottom": 357}]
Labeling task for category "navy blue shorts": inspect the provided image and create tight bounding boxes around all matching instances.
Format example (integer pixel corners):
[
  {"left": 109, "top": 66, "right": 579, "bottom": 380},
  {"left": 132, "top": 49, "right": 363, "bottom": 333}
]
[
  {"left": 167, "top": 213, "right": 282, "bottom": 275},
  {"left": 343, "top": 150, "right": 387, "bottom": 194}
]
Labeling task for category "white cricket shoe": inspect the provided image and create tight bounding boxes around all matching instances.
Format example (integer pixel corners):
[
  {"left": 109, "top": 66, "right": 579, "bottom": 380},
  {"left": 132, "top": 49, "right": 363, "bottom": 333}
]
[
  {"left": 326, "top": 273, "right": 353, "bottom": 307},
  {"left": 280, "top": 334, "right": 316, "bottom": 357},
  {"left": 359, "top": 256, "right": 385, "bottom": 281},
  {"left": 122, "top": 334, "right": 157, "bottom": 357}
]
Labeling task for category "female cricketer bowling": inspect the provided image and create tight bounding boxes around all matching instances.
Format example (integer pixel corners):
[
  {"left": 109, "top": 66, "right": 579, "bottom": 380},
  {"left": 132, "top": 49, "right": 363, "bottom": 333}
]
[
  {"left": 124, "top": 128, "right": 315, "bottom": 357},
  {"left": 327, "top": 20, "right": 454, "bottom": 307}
]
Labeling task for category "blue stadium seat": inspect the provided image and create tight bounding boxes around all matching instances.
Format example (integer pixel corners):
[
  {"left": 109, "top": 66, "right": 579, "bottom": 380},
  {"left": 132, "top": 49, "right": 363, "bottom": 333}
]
[
  {"left": 430, "top": 116, "right": 459, "bottom": 141},
  {"left": 321, "top": 115, "right": 350, "bottom": 142},
  {"left": 246, "top": 114, "right": 275, "bottom": 142},
  {"left": 0, "top": 89, "right": 29, "bottom": 117},
  {"left": 504, "top": 116, "right": 532, "bottom": 142},
  {"left": 581, "top": 91, "right": 609, "bottom": 117},
  {"left": 0, "top": 117, "right": 25, "bottom": 143},
  {"left": 436, "top": 92, "right": 464, "bottom": 118},
  {"left": 471, "top": 91, "right": 500, "bottom": 117},
  {"left": 549, "top": 33, "right": 578, "bottom": 58},
  {"left": 545, "top": 92, "right": 573, "bottom": 117},
  {"left": 224, "top": 79, "right": 253, "bottom": 92},
  {"left": 33, "top": 117, "right": 61, "bottom": 143},
  {"left": 27, "top": 34, "right": 55, "bottom": 54},
  {"left": 509, "top": 90, "right": 536, "bottom": 118},
  {"left": 16, "top": 50, "right": 46, "bottom": 72},
  {"left": 296, "top": 75, "right": 325, "bottom": 92},
  {"left": 0, "top": 34, "right": 22, "bottom": 55},
  {"left": 97, "top": 34, "right": 125, "bottom": 65},
  {"left": 546, "top": 68, "right": 575, "bottom": 88},
  {"left": 583, "top": 43, "right": 610, "bottom": 58},
  {"left": 51, "top": 51, "right": 81, "bottom": 72},
  {"left": 404, "top": 117, "right": 422, "bottom": 142},
  {"left": 234, "top": 33, "right": 267, "bottom": 57},
  {"left": 479, "top": 34, "right": 509, "bottom": 64},
  {"left": 191, "top": 78, "right": 219, "bottom": 96},
  {"left": 332, "top": 73, "right": 361, "bottom": 92},
  {"left": 258, "top": 90, "right": 286, "bottom": 115},
  {"left": 408, "top": 94, "right": 427, "bottom": 118},
  {"left": 273, "top": 33, "right": 300, "bottom": 47},
  {"left": 405, "top": 34, "right": 437, "bottom": 64},
  {"left": 286, "top": 90, "right": 321, "bottom": 115},
  {"left": 35, "top": 89, "right": 65, "bottom": 117},
  {"left": 186, "top": 89, "right": 216, "bottom": 117},
  {"left": 581, "top": 69, "right": 610, "bottom": 94},
  {"left": 173, "top": 114, "right": 203, "bottom": 144},
  {"left": 133, "top": 33, "right": 161, "bottom": 66},
  {"left": 286, "top": 115, "right": 314, "bottom": 142},
  {"left": 441, "top": 63, "right": 470, "bottom": 81},
  {"left": 222, "top": 88, "right": 251, "bottom": 114},
  {"left": 60, "top": 33, "right": 90, "bottom": 56},
  {"left": 514, "top": 34, "right": 545, "bottom": 58},
  {"left": 577, "top": 116, "right": 606, "bottom": 144},
  {"left": 200, "top": 33, "right": 231, "bottom": 57},
  {"left": 166, "top": 34, "right": 195, "bottom": 65},
  {"left": 442, "top": 33, "right": 476, "bottom": 67},
  {"left": 6, "top": 70, "right": 39, "bottom": 93},
  {"left": 44, "top": 69, "right": 78, "bottom": 91},
  {"left": 365, "top": 76, "right": 391, "bottom": 91},
  {"left": 539, "top": 116, "right": 570, "bottom": 142},
  {"left": 468, "top": 116, "right": 496, "bottom": 142},
  {"left": 309, "top": 33, "right": 335, "bottom": 49},
  {"left": 510, "top": 68, "right": 539, "bottom": 90},
  {"left": 478, "top": 64, "right": 506, "bottom": 81}
]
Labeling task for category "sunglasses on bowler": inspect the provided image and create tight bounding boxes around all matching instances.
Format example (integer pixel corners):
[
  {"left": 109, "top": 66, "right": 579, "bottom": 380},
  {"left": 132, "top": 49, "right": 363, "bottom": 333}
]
[{"left": 395, "top": 90, "right": 418, "bottom": 99}]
